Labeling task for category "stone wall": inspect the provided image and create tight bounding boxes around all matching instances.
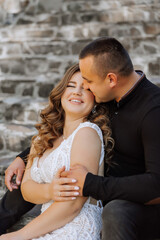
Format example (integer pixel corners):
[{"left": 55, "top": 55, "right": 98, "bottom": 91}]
[{"left": 0, "top": 0, "right": 160, "bottom": 191}]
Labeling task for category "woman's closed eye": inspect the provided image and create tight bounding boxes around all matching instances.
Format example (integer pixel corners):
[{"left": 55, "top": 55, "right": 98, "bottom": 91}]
[{"left": 67, "top": 85, "right": 75, "bottom": 88}]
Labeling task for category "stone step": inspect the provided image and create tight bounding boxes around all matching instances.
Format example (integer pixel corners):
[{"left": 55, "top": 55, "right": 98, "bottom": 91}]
[{"left": 8, "top": 204, "right": 41, "bottom": 232}]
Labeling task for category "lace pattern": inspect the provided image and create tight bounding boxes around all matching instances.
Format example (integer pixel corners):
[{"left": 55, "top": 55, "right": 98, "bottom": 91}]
[{"left": 31, "top": 122, "right": 104, "bottom": 240}]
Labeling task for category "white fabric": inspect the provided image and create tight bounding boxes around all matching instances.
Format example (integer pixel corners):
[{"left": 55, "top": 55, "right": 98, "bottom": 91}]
[{"left": 31, "top": 122, "right": 104, "bottom": 240}]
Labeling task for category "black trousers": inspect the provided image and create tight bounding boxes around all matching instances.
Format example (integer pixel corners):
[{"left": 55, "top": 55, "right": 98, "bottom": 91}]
[
  {"left": 102, "top": 200, "right": 160, "bottom": 240},
  {"left": 0, "top": 188, "right": 35, "bottom": 235}
]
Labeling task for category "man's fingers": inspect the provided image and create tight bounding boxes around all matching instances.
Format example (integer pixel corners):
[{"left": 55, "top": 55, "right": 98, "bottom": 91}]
[
  {"left": 16, "top": 169, "right": 24, "bottom": 185},
  {"left": 59, "top": 185, "right": 79, "bottom": 191},
  {"left": 60, "top": 171, "right": 71, "bottom": 178},
  {"left": 58, "top": 177, "right": 77, "bottom": 184},
  {"left": 55, "top": 196, "right": 77, "bottom": 202},
  {"left": 10, "top": 183, "right": 19, "bottom": 190},
  {"left": 5, "top": 169, "right": 14, "bottom": 191},
  {"left": 59, "top": 191, "right": 79, "bottom": 197},
  {"left": 55, "top": 166, "right": 66, "bottom": 178}
]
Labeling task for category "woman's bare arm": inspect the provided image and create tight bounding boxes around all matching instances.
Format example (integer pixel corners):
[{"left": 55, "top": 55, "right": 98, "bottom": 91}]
[{"left": 0, "top": 127, "right": 101, "bottom": 240}]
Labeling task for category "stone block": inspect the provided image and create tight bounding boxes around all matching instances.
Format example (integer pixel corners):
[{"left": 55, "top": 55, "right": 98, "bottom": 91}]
[
  {"left": 0, "top": 136, "right": 4, "bottom": 150},
  {"left": 130, "top": 27, "right": 142, "bottom": 37},
  {"left": 71, "top": 40, "right": 90, "bottom": 55},
  {"left": 149, "top": 61, "right": 160, "bottom": 76},
  {"left": 26, "top": 30, "right": 54, "bottom": 39},
  {"left": 25, "top": 2, "right": 44, "bottom": 15},
  {"left": 66, "top": 2, "right": 84, "bottom": 12},
  {"left": 108, "top": 26, "right": 129, "bottom": 38},
  {"left": 10, "top": 61, "right": 25, "bottom": 75},
  {"left": 99, "top": 28, "right": 109, "bottom": 37},
  {"left": 38, "top": 83, "right": 54, "bottom": 98},
  {"left": 37, "top": 15, "right": 59, "bottom": 25},
  {"left": 22, "top": 87, "right": 34, "bottom": 96},
  {"left": 28, "top": 43, "right": 69, "bottom": 55},
  {"left": 143, "top": 44, "right": 157, "bottom": 54},
  {"left": 0, "top": 62, "right": 10, "bottom": 73},
  {"left": 61, "top": 14, "right": 70, "bottom": 25},
  {"left": 16, "top": 18, "right": 33, "bottom": 25},
  {"left": 1, "top": 82, "right": 16, "bottom": 94},
  {"left": 6, "top": 43, "right": 22, "bottom": 55},
  {"left": 1, "top": 124, "right": 36, "bottom": 152},
  {"left": 70, "top": 13, "right": 81, "bottom": 24},
  {"left": 25, "top": 58, "right": 48, "bottom": 75},
  {"left": 143, "top": 23, "right": 160, "bottom": 35},
  {"left": 39, "top": 0, "right": 62, "bottom": 12},
  {"left": 49, "top": 61, "right": 61, "bottom": 70},
  {"left": 28, "top": 110, "right": 38, "bottom": 122},
  {"left": 80, "top": 12, "right": 101, "bottom": 23}
]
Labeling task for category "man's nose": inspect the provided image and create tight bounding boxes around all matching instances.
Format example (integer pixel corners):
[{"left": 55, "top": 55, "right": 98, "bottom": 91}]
[{"left": 83, "top": 80, "right": 90, "bottom": 90}]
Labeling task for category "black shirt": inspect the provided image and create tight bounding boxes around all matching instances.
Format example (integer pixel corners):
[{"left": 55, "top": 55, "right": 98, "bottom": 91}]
[{"left": 83, "top": 73, "right": 160, "bottom": 204}]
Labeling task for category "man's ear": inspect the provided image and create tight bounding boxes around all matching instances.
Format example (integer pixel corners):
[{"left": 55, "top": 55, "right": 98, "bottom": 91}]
[{"left": 106, "top": 73, "right": 118, "bottom": 88}]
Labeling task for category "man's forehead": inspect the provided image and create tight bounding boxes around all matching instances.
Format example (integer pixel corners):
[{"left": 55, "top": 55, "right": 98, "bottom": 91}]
[
  {"left": 79, "top": 57, "right": 94, "bottom": 78},
  {"left": 79, "top": 55, "right": 94, "bottom": 67}
]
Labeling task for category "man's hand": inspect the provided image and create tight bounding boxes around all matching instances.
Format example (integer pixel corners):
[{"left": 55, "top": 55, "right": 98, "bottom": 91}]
[
  {"left": 49, "top": 166, "right": 80, "bottom": 201},
  {"left": 5, "top": 157, "right": 25, "bottom": 191},
  {"left": 0, "top": 231, "right": 22, "bottom": 240},
  {"left": 61, "top": 165, "right": 88, "bottom": 196}
]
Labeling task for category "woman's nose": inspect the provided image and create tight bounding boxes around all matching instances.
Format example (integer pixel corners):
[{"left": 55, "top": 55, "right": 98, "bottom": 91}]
[{"left": 73, "top": 87, "right": 82, "bottom": 95}]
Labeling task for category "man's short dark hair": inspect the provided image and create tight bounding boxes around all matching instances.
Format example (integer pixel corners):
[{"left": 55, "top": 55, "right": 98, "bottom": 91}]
[{"left": 79, "top": 37, "right": 134, "bottom": 79}]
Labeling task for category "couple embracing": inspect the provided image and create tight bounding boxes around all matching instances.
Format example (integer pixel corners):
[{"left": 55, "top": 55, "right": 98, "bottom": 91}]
[{"left": 0, "top": 37, "right": 160, "bottom": 240}]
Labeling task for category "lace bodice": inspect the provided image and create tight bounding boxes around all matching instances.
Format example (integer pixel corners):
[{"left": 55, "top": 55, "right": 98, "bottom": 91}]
[
  {"left": 31, "top": 122, "right": 104, "bottom": 184},
  {"left": 31, "top": 122, "right": 104, "bottom": 240}
]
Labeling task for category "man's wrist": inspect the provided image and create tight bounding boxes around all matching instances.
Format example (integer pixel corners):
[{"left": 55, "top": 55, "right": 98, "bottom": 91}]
[
  {"left": 83, "top": 172, "right": 93, "bottom": 197},
  {"left": 16, "top": 147, "right": 30, "bottom": 163}
]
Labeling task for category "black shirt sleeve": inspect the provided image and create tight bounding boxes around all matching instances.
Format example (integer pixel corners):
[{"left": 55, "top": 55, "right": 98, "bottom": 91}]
[
  {"left": 83, "top": 107, "right": 160, "bottom": 203},
  {"left": 16, "top": 147, "right": 31, "bottom": 162}
]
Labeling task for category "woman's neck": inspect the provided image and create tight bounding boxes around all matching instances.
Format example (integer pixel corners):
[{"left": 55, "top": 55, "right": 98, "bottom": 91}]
[{"left": 63, "top": 116, "right": 84, "bottom": 139}]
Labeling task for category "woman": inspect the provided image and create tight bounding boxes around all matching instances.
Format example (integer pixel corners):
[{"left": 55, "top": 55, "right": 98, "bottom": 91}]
[{"left": 0, "top": 64, "right": 113, "bottom": 240}]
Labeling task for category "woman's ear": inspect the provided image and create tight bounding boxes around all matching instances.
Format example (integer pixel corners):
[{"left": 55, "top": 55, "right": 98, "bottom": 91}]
[{"left": 106, "top": 73, "right": 118, "bottom": 88}]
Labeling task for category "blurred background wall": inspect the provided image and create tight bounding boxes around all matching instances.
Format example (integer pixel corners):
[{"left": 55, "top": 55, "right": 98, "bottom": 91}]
[{"left": 0, "top": 0, "right": 160, "bottom": 191}]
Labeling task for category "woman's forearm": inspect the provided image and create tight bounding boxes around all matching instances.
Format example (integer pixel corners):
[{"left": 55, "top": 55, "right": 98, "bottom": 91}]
[
  {"left": 21, "top": 180, "right": 50, "bottom": 204},
  {"left": 16, "top": 199, "right": 86, "bottom": 240}
]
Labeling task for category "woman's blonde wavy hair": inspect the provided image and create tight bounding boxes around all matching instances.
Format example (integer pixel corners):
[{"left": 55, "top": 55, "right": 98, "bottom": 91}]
[{"left": 28, "top": 63, "right": 114, "bottom": 165}]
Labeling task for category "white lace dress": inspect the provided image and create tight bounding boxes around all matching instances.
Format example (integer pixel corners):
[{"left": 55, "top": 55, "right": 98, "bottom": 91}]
[{"left": 31, "top": 122, "right": 104, "bottom": 240}]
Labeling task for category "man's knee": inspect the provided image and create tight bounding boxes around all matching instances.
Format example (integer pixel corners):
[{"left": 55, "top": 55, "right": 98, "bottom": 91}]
[
  {"left": 0, "top": 188, "right": 35, "bottom": 233},
  {"left": 102, "top": 200, "right": 138, "bottom": 240},
  {"left": 102, "top": 199, "right": 130, "bottom": 225}
]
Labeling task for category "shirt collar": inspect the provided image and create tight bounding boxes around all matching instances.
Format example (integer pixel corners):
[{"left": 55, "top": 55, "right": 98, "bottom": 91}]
[{"left": 114, "top": 71, "right": 146, "bottom": 108}]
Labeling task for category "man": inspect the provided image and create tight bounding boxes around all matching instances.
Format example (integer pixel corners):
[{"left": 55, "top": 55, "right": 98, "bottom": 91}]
[{"left": 1, "top": 37, "right": 160, "bottom": 239}]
